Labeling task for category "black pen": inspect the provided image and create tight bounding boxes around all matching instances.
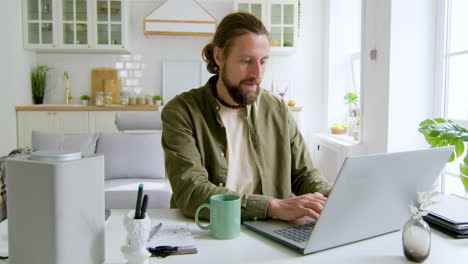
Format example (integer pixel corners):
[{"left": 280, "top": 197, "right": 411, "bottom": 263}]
[
  {"left": 134, "top": 184, "right": 144, "bottom": 219},
  {"left": 139, "top": 194, "right": 149, "bottom": 219}
]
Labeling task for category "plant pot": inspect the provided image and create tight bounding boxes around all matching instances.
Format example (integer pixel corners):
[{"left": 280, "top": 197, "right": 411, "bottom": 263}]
[
  {"left": 353, "top": 129, "right": 360, "bottom": 140},
  {"left": 81, "top": 100, "right": 89, "bottom": 106},
  {"left": 402, "top": 217, "right": 431, "bottom": 263},
  {"left": 155, "top": 100, "right": 162, "bottom": 107},
  {"left": 33, "top": 96, "right": 44, "bottom": 104}
]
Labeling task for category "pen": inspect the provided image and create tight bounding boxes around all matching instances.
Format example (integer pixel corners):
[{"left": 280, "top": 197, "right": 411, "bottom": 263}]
[
  {"left": 139, "top": 194, "right": 149, "bottom": 219},
  {"left": 134, "top": 184, "right": 144, "bottom": 219},
  {"left": 148, "top": 222, "right": 163, "bottom": 242}
]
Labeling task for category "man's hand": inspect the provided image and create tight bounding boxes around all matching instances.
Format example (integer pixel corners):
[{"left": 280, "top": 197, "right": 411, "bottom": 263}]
[{"left": 267, "top": 192, "right": 328, "bottom": 221}]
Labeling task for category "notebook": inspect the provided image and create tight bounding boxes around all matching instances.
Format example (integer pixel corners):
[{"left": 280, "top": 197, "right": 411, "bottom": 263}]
[
  {"left": 243, "top": 147, "right": 453, "bottom": 254},
  {"left": 423, "top": 194, "right": 468, "bottom": 238},
  {"left": 146, "top": 222, "right": 197, "bottom": 255},
  {"left": 427, "top": 194, "right": 468, "bottom": 227}
]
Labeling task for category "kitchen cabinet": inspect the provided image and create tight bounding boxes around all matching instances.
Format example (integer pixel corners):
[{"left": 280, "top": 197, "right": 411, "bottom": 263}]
[
  {"left": 22, "top": 0, "right": 126, "bottom": 52},
  {"left": 88, "top": 111, "right": 118, "bottom": 133},
  {"left": 235, "top": 0, "right": 298, "bottom": 55},
  {"left": 17, "top": 111, "right": 89, "bottom": 147},
  {"left": 16, "top": 109, "right": 157, "bottom": 147}
]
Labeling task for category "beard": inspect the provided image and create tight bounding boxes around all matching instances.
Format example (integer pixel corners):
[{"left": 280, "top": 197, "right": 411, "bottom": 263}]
[{"left": 221, "top": 65, "right": 261, "bottom": 106}]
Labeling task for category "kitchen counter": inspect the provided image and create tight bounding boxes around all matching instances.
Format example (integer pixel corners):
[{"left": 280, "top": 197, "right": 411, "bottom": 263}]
[{"left": 16, "top": 105, "right": 159, "bottom": 111}]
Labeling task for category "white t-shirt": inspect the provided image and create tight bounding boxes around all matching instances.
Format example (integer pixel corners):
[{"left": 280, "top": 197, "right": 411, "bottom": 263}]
[{"left": 218, "top": 104, "right": 260, "bottom": 194}]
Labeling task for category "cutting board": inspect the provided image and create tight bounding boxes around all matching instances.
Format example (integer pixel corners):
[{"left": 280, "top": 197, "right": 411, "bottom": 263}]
[{"left": 91, "top": 68, "right": 118, "bottom": 104}]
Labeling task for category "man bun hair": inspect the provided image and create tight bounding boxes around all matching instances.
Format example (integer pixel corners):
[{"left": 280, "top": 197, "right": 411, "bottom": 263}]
[{"left": 202, "top": 12, "right": 270, "bottom": 74}]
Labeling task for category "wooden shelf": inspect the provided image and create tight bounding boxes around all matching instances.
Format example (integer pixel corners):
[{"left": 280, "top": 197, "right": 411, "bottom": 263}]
[{"left": 16, "top": 105, "right": 159, "bottom": 111}]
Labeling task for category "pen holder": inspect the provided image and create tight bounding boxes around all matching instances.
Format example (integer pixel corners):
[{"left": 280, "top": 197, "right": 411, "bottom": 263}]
[{"left": 121, "top": 211, "right": 151, "bottom": 264}]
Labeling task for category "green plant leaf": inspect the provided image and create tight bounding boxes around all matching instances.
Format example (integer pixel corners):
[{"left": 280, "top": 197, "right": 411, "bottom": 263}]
[
  {"left": 454, "top": 139, "right": 465, "bottom": 158},
  {"left": 344, "top": 92, "right": 359, "bottom": 104},
  {"left": 428, "top": 130, "right": 442, "bottom": 137},
  {"left": 434, "top": 117, "right": 447, "bottom": 123},
  {"left": 461, "top": 161, "right": 468, "bottom": 176},
  {"left": 441, "top": 132, "right": 459, "bottom": 139},
  {"left": 419, "top": 119, "right": 435, "bottom": 126},
  {"left": 448, "top": 152, "right": 456, "bottom": 162}
]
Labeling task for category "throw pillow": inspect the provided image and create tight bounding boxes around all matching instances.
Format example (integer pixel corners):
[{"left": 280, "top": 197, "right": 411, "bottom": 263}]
[
  {"left": 96, "top": 132, "right": 165, "bottom": 180},
  {"left": 31, "top": 131, "right": 98, "bottom": 155}
]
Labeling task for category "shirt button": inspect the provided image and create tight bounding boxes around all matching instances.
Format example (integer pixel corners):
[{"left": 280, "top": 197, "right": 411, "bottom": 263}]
[
  {"left": 219, "top": 183, "right": 224, "bottom": 187},
  {"left": 221, "top": 152, "right": 224, "bottom": 157},
  {"left": 216, "top": 106, "right": 220, "bottom": 110},
  {"left": 253, "top": 217, "right": 258, "bottom": 221}
]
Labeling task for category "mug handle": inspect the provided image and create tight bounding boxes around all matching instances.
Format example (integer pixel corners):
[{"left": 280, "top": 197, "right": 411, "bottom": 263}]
[{"left": 195, "top": 203, "right": 211, "bottom": 231}]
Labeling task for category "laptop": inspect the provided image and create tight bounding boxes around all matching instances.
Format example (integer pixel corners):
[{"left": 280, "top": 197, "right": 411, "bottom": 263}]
[{"left": 243, "top": 147, "right": 453, "bottom": 254}]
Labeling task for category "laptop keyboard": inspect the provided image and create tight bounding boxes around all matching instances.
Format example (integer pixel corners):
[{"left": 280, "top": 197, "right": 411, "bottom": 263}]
[{"left": 273, "top": 223, "right": 315, "bottom": 243}]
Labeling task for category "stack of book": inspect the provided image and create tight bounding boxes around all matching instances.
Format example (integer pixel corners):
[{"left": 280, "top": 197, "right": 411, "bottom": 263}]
[{"left": 423, "top": 194, "right": 468, "bottom": 239}]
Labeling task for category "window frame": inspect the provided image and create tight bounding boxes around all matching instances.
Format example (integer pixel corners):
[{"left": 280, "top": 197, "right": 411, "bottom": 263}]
[{"left": 436, "top": 0, "right": 468, "bottom": 196}]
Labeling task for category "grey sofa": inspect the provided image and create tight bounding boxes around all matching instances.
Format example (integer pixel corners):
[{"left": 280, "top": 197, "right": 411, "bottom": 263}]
[{"left": 31, "top": 111, "right": 172, "bottom": 209}]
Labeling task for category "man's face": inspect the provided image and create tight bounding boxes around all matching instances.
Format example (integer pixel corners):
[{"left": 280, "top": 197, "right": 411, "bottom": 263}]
[{"left": 218, "top": 33, "right": 270, "bottom": 105}]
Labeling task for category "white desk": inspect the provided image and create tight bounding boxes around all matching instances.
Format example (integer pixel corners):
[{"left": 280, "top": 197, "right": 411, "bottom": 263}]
[{"left": 1, "top": 209, "right": 467, "bottom": 263}]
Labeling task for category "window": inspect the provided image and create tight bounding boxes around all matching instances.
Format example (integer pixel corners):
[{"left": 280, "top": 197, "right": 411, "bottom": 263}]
[
  {"left": 440, "top": 0, "right": 468, "bottom": 196},
  {"left": 326, "top": 0, "right": 361, "bottom": 142}
]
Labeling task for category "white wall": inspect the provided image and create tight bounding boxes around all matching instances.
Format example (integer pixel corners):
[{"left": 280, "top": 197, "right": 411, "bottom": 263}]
[
  {"left": 387, "top": 0, "right": 437, "bottom": 152},
  {"left": 360, "top": 0, "right": 392, "bottom": 154},
  {"left": 361, "top": 0, "right": 438, "bottom": 154},
  {"left": 0, "top": 0, "right": 35, "bottom": 156},
  {"left": 291, "top": 0, "right": 327, "bottom": 136}
]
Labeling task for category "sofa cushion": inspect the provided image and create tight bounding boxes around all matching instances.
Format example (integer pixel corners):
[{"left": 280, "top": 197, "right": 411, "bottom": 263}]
[
  {"left": 31, "top": 131, "right": 98, "bottom": 155},
  {"left": 96, "top": 132, "right": 165, "bottom": 180},
  {"left": 104, "top": 179, "right": 172, "bottom": 209}
]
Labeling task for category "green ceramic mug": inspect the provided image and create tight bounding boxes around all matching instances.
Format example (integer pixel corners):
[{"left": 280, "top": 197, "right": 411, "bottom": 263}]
[{"left": 195, "top": 194, "right": 241, "bottom": 240}]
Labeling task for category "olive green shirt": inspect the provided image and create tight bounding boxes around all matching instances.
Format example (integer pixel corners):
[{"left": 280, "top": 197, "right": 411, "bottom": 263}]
[{"left": 161, "top": 76, "right": 331, "bottom": 221}]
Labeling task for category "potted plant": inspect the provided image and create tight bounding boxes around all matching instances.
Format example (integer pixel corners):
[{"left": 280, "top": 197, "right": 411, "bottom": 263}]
[
  {"left": 80, "top": 94, "right": 90, "bottom": 105},
  {"left": 344, "top": 92, "right": 360, "bottom": 137},
  {"left": 418, "top": 118, "right": 468, "bottom": 195},
  {"left": 31, "top": 65, "right": 53, "bottom": 104},
  {"left": 153, "top": 95, "right": 163, "bottom": 107}
]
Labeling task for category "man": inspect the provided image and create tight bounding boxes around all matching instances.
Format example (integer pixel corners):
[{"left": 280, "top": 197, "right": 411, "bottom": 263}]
[{"left": 161, "top": 12, "right": 331, "bottom": 221}]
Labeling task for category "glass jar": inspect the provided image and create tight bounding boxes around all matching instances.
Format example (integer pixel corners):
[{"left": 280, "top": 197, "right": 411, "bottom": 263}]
[
  {"left": 402, "top": 217, "right": 431, "bottom": 263},
  {"left": 95, "top": 91, "right": 104, "bottom": 106},
  {"left": 137, "top": 97, "right": 146, "bottom": 105},
  {"left": 120, "top": 91, "right": 129, "bottom": 106},
  {"left": 104, "top": 91, "right": 113, "bottom": 106},
  {"left": 128, "top": 96, "right": 137, "bottom": 105},
  {"left": 146, "top": 95, "right": 154, "bottom": 105}
]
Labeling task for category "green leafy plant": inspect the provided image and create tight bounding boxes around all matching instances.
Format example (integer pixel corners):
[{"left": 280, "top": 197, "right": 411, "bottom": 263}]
[
  {"left": 418, "top": 118, "right": 468, "bottom": 192},
  {"left": 344, "top": 92, "right": 359, "bottom": 108},
  {"left": 80, "top": 94, "right": 90, "bottom": 100},
  {"left": 344, "top": 92, "right": 360, "bottom": 124},
  {"left": 153, "top": 95, "right": 163, "bottom": 101},
  {"left": 31, "top": 65, "right": 53, "bottom": 104}
]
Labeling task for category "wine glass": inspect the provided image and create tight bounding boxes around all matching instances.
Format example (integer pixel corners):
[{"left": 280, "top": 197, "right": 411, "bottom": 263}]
[{"left": 272, "top": 80, "right": 290, "bottom": 99}]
